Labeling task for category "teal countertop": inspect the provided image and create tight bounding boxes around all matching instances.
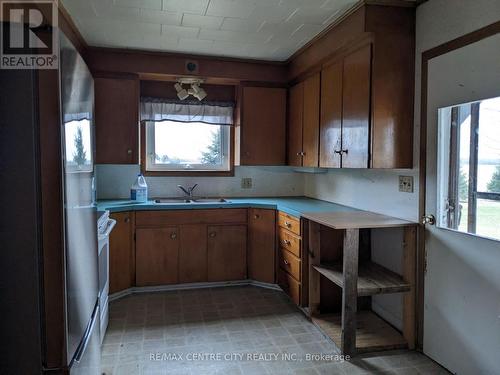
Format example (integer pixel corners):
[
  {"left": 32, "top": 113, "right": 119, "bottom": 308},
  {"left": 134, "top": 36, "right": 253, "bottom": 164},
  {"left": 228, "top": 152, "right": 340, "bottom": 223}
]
[{"left": 97, "top": 197, "right": 359, "bottom": 218}]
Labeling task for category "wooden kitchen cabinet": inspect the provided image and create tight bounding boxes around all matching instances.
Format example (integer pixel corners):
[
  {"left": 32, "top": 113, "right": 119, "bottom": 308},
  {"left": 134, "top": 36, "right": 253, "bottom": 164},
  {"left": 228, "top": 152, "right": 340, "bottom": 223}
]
[
  {"left": 178, "top": 224, "right": 208, "bottom": 283},
  {"left": 248, "top": 208, "right": 276, "bottom": 284},
  {"left": 94, "top": 76, "right": 139, "bottom": 164},
  {"left": 135, "top": 227, "right": 179, "bottom": 286},
  {"left": 238, "top": 86, "right": 287, "bottom": 166},
  {"left": 207, "top": 225, "right": 247, "bottom": 281},
  {"left": 287, "top": 73, "right": 321, "bottom": 167},
  {"left": 109, "top": 212, "right": 135, "bottom": 293}
]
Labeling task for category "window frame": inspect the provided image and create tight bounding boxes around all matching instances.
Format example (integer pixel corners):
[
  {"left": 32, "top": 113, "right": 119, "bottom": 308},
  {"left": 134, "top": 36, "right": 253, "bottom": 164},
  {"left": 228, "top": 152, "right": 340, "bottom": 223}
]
[{"left": 140, "top": 120, "right": 235, "bottom": 177}]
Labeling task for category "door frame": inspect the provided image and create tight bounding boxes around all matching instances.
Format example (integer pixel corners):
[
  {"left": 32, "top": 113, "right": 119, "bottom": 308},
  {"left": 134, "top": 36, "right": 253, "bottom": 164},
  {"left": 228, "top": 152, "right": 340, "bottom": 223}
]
[{"left": 416, "top": 20, "right": 500, "bottom": 349}]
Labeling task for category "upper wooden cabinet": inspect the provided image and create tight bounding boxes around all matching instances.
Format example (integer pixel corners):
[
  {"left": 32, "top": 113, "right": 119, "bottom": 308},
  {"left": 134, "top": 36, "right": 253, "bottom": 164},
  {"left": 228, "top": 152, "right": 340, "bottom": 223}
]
[
  {"left": 238, "top": 86, "right": 287, "bottom": 166},
  {"left": 288, "top": 73, "right": 321, "bottom": 167},
  {"left": 94, "top": 76, "right": 139, "bottom": 164},
  {"left": 292, "top": 5, "right": 415, "bottom": 169}
]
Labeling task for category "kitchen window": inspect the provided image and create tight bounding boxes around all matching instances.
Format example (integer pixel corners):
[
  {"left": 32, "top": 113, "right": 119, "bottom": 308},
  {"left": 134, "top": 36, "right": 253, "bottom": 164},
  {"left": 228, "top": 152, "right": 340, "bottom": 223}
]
[
  {"left": 140, "top": 98, "right": 233, "bottom": 174},
  {"left": 437, "top": 96, "right": 500, "bottom": 241}
]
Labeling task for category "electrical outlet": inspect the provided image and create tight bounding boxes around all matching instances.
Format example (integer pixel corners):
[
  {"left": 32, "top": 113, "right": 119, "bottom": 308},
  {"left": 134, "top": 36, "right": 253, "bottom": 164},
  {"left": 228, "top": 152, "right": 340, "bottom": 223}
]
[
  {"left": 241, "top": 178, "right": 252, "bottom": 189},
  {"left": 399, "top": 176, "right": 414, "bottom": 193}
]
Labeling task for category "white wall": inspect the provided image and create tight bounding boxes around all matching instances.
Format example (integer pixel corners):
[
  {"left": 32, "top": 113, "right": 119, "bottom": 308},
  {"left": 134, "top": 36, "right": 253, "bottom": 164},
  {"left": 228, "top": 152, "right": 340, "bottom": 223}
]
[{"left": 95, "top": 164, "right": 305, "bottom": 199}]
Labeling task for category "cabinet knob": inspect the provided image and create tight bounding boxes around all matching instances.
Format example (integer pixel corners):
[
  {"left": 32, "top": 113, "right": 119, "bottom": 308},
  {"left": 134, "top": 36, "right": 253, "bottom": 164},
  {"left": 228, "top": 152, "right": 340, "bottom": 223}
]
[
  {"left": 342, "top": 149, "right": 349, "bottom": 155},
  {"left": 127, "top": 149, "right": 132, "bottom": 155},
  {"left": 253, "top": 214, "right": 260, "bottom": 219},
  {"left": 209, "top": 232, "right": 216, "bottom": 238},
  {"left": 170, "top": 233, "right": 177, "bottom": 240},
  {"left": 283, "top": 259, "right": 289, "bottom": 266},
  {"left": 334, "top": 149, "right": 342, "bottom": 155},
  {"left": 282, "top": 239, "right": 290, "bottom": 246},
  {"left": 284, "top": 221, "right": 292, "bottom": 228},
  {"left": 124, "top": 217, "right": 130, "bottom": 223}
]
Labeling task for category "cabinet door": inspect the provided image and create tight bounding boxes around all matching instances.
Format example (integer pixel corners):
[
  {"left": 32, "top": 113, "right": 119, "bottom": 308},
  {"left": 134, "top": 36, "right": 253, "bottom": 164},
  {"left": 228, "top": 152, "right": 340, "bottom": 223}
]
[
  {"left": 248, "top": 209, "right": 275, "bottom": 284},
  {"left": 287, "top": 82, "right": 304, "bottom": 167},
  {"left": 136, "top": 227, "right": 179, "bottom": 286},
  {"left": 207, "top": 225, "right": 247, "bottom": 281},
  {"left": 109, "top": 212, "right": 134, "bottom": 293},
  {"left": 302, "top": 73, "right": 320, "bottom": 167},
  {"left": 95, "top": 77, "right": 139, "bottom": 164},
  {"left": 320, "top": 61, "right": 343, "bottom": 168},
  {"left": 240, "top": 86, "right": 286, "bottom": 165},
  {"left": 341, "top": 44, "right": 371, "bottom": 168},
  {"left": 178, "top": 224, "right": 207, "bottom": 283}
]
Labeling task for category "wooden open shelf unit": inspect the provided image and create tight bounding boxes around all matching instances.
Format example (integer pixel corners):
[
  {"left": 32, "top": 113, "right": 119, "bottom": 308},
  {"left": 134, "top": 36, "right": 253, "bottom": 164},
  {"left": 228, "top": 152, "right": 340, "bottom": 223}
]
[
  {"left": 303, "top": 210, "right": 417, "bottom": 356},
  {"left": 313, "top": 261, "right": 411, "bottom": 297}
]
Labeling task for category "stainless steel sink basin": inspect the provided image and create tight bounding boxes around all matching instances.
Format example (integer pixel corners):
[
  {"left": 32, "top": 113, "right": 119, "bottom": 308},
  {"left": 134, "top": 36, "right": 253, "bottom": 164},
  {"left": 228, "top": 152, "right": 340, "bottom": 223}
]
[
  {"left": 191, "top": 198, "right": 228, "bottom": 203},
  {"left": 154, "top": 198, "right": 191, "bottom": 204}
]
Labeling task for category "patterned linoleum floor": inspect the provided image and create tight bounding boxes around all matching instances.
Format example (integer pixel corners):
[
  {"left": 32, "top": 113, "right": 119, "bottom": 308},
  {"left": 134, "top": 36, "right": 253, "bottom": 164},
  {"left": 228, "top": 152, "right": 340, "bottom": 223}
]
[{"left": 101, "top": 285, "right": 449, "bottom": 375}]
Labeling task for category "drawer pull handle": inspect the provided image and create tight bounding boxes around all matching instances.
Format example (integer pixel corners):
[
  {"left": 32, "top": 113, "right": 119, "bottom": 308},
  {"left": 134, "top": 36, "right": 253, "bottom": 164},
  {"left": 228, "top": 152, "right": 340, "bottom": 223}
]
[
  {"left": 283, "top": 259, "right": 289, "bottom": 266},
  {"left": 282, "top": 239, "right": 291, "bottom": 246},
  {"left": 284, "top": 221, "right": 292, "bottom": 228},
  {"left": 170, "top": 233, "right": 177, "bottom": 240},
  {"left": 209, "top": 232, "right": 216, "bottom": 238}
]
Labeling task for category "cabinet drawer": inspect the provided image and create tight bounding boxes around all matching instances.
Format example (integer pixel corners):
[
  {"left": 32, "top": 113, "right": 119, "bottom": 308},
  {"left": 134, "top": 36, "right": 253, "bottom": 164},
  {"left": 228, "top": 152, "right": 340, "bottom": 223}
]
[
  {"left": 278, "top": 268, "right": 300, "bottom": 305},
  {"left": 278, "top": 247, "right": 301, "bottom": 281},
  {"left": 277, "top": 227, "right": 301, "bottom": 257},
  {"left": 278, "top": 212, "right": 300, "bottom": 235}
]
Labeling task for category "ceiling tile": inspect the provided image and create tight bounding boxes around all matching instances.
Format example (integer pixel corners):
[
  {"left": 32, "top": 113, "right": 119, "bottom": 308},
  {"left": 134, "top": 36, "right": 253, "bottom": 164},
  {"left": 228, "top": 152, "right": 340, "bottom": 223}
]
[
  {"left": 115, "top": 0, "right": 162, "bottom": 11},
  {"left": 162, "top": 0, "right": 209, "bottom": 15},
  {"left": 220, "top": 17, "right": 263, "bottom": 33},
  {"left": 138, "top": 8, "right": 182, "bottom": 25},
  {"left": 206, "top": 0, "right": 256, "bottom": 18},
  {"left": 182, "top": 14, "right": 224, "bottom": 29},
  {"left": 161, "top": 24, "right": 200, "bottom": 39},
  {"left": 61, "top": 0, "right": 359, "bottom": 61}
]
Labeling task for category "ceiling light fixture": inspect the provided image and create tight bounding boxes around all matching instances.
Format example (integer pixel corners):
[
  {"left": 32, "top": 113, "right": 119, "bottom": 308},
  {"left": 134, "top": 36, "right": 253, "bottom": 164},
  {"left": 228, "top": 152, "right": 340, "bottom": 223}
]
[{"left": 174, "top": 78, "right": 207, "bottom": 101}]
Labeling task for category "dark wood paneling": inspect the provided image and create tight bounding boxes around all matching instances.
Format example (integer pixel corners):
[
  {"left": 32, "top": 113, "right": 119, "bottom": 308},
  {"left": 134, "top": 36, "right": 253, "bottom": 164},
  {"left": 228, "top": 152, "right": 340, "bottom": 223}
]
[
  {"left": 248, "top": 209, "right": 276, "bottom": 284},
  {"left": 240, "top": 86, "right": 287, "bottom": 165},
  {"left": 341, "top": 44, "right": 371, "bottom": 168},
  {"left": 207, "top": 225, "right": 247, "bottom": 281},
  {"left": 319, "top": 60, "right": 343, "bottom": 168},
  {"left": 86, "top": 48, "right": 288, "bottom": 83},
  {"left": 287, "top": 82, "right": 304, "bottom": 166},
  {"left": 95, "top": 77, "right": 139, "bottom": 164},
  {"left": 179, "top": 224, "right": 208, "bottom": 283},
  {"left": 302, "top": 73, "right": 321, "bottom": 167},
  {"left": 109, "top": 212, "right": 135, "bottom": 293},
  {"left": 136, "top": 227, "right": 179, "bottom": 286}
]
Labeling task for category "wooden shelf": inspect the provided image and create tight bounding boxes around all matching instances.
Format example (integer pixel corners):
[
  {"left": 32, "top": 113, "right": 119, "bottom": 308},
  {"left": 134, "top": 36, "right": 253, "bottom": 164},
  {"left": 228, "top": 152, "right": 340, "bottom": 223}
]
[
  {"left": 312, "top": 311, "right": 408, "bottom": 353},
  {"left": 313, "top": 262, "right": 411, "bottom": 296}
]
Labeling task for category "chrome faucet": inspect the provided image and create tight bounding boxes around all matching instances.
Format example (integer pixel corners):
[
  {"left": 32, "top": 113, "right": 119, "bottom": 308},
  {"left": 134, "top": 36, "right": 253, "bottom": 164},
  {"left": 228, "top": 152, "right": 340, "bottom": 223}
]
[{"left": 178, "top": 184, "right": 198, "bottom": 198}]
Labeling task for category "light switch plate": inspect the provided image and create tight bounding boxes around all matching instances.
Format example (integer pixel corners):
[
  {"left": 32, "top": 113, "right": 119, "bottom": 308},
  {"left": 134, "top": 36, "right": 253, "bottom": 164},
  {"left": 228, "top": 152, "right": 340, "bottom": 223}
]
[
  {"left": 241, "top": 178, "right": 252, "bottom": 189},
  {"left": 399, "top": 176, "right": 414, "bottom": 193}
]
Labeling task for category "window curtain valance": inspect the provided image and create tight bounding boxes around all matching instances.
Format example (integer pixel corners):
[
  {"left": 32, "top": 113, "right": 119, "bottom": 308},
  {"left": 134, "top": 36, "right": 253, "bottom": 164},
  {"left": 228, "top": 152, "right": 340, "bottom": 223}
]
[{"left": 140, "top": 97, "right": 234, "bottom": 126}]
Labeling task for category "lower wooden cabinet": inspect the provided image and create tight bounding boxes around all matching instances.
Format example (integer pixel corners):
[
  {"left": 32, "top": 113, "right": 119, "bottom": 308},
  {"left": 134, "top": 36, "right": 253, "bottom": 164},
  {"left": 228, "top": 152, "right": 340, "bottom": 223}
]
[
  {"left": 135, "top": 227, "right": 179, "bottom": 286},
  {"left": 207, "top": 225, "right": 247, "bottom": 281},
  {"left": 248, "top": 208, "right": 276, "bottom": 284},
  {"left": 178, "top": 224, "right": 208, "bottom": 283},
  {"left": 109, "top": 212, "right": 135, "bottom": 294}
]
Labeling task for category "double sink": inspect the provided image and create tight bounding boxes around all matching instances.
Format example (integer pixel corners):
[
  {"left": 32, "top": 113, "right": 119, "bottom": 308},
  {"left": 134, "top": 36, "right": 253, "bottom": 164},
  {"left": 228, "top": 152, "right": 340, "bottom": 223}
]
[{"left": 154, "top": 197, "right": 229, "bottom": 204}]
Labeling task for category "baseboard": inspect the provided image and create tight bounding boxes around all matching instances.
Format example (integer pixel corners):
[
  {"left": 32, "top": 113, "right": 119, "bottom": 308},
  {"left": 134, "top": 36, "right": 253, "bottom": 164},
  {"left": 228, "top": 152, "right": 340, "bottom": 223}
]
[{"left": 109, "top": 279, "right": 282, "bottom": 302}]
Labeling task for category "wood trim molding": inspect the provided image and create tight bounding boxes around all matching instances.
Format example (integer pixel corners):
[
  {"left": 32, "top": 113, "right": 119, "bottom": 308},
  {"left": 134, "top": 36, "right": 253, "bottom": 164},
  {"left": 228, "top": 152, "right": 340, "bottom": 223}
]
[{"left": 417, "top": 19, "right": 500, "bottom": 350}]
